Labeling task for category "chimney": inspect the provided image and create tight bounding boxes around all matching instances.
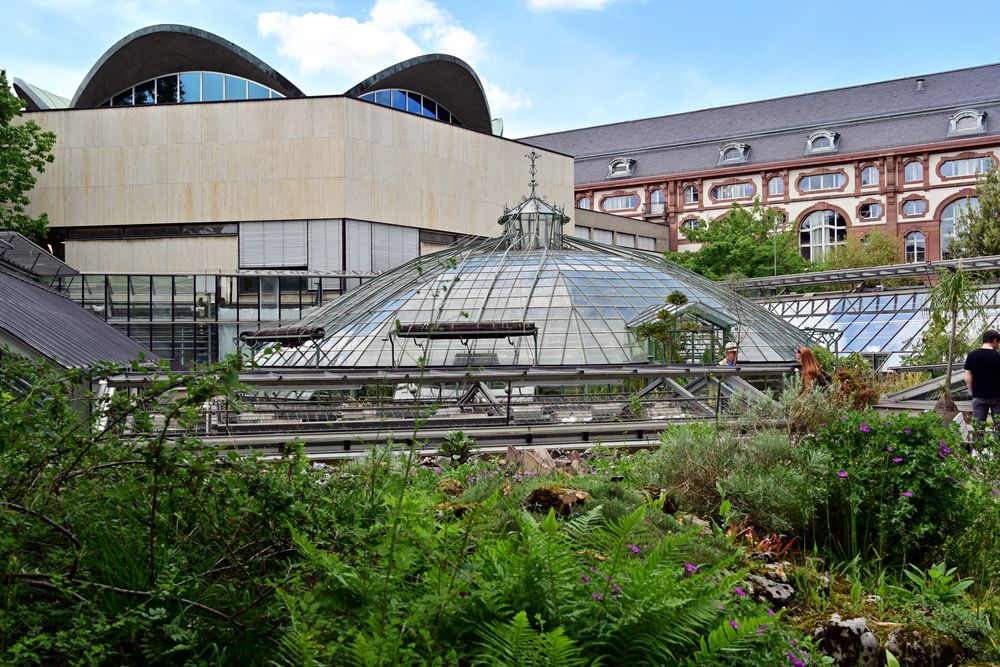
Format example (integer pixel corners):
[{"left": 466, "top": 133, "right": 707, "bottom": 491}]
[{"left": 916, "top": 78, "right": 925, "bottom": 92}]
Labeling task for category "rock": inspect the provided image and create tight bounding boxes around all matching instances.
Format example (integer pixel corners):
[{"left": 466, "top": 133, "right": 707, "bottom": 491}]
[
  {"left": 885, "top": 625, "right": 963, "bottom": 666},
  {"left": 434, "top": 455, "right": 451, "bottom": 468},
  {"left": 523, "top": 485, "right": 591, "bottom": 514},
  {"left": 747, "top": 574, "right": 795, "bottom": 608},
  {"left": 436, "top": 478, "right": 465, "bottom": 497},
  {"left": 813, "top": 615, "right": 880, "bottom": 667},
  {"left": 505, "top": 445, "right": 558, "bottom": 473}
]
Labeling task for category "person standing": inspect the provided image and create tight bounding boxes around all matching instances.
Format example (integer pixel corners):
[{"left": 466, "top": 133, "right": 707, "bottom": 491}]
[
  {"left": 963, "top": 329, "right": 1000, "bottom": 435},
  {"left": 718, "top": 341, "right": 738, "bottom": 366},
  {"left": 795, "top": 346, "right": 827, "bottom": 394}
]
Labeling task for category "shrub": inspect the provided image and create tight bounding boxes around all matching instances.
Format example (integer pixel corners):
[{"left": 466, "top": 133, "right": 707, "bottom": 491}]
[
  {"left": 640, "top": 425, "right": 829, "bottom": 535},
  {"left": 808, "top": 410, "right": 971, "bottom": 566}
]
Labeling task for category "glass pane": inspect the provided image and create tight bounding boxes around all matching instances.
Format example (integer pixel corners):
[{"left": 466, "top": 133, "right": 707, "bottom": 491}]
[
  {"left": 248, "top": 81, "right": 269, "bottom": 99},
  {"left": 391, "top": 90, "right": 407, "bottom": 110},
  {"left": 202, "top": 72, "right": 224, "bottom": 102},
  {"left": 375, "top": 90, "right": 390, "bottom": 106},
  {"left": 179, "top": 72, "right": 201, "bottom": 102},
  {"left": 112, "top": 88, "right": 134, "bottom": 106},
  {"left": 225, "top": 75, "right": 247, "bottom": 100},
  {"left": 422, "top": 97, "right": 437, "bottom": 118},
  {"left": 156, "top": 76, "right": 178, "bottom": 104},
  {"left": 134, "top": 80, "right": 155, "bottom": 105},
  {"left": 406, "top": 91, "right": 421, "bottom": 113},
  {"left": 438, "top": 108, "right": 451, "bottom": 123}
]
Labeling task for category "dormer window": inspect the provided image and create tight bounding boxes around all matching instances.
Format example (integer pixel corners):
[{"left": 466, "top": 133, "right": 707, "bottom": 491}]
[
  {"left": 806, "top": 130, "right": 839, "bottom": 155},
  {"left": 607, "top": 156, "right": 636, "bottom": 178},
  {"left": 718, "top": 142, "right": 750, "bottom": 165},
  {"left": 948, "top": 109, "right": 986, "bottom": 136}
]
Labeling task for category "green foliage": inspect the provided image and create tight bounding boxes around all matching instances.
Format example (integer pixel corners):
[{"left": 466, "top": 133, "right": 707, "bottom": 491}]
[
  {"left": 896, "top": 562, "right": 973, "bottom": 604},
  {"left": 925, "top": 266, "right": 983, "bottom": 408},
  {"left": 438, "top": 430, "right": 475, "bottom": 464},
  {"left": 948, "top": 167, "right": 1000, "bottom": 258},
  {"left": 640, "top": 425, "right": 829, "bottom": 534},
  {"left": 0, "top": 70, "right": 56, "bottom": 241},
  {"left": 817, "top": 230, "right": 900, "bottom": 271},
  {"left": 665, "top": 199, "right": 808, "bottom": 280},
  {"left": 475, "top": 611, "right": 587, "bottom": 666},
  {"left": 809, "top": 410, "right": 971, "bottom": 565}
]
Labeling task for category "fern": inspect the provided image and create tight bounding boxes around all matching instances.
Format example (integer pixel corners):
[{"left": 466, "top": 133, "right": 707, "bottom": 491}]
[
  {"left": 475, "top": 611, "right": 588, "bottom": 667},
  {"left": 683, "top": 614, "right": 773, "bottom": 665}
]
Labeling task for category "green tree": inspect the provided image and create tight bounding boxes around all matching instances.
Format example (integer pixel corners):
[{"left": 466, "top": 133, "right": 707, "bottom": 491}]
[
  {"left": 1, "top": 70, "right": 56, "bottom": 241},
  {"left": 948, "top": 168, "right": 1000, "bottom": 258},
  {"left": 665, "top": 198, "right": 808, "bottom": 280},
  {"left": 819, "top": 230, "right": 900, "bottom": 270},
  {"left": 926, "top": 265, "right": 982, "bottom": 415}
]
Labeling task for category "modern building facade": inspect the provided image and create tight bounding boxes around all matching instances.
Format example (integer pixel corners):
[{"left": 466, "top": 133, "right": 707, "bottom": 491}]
[
  {"left": 523, "top": 64, "right": 1000, "bottom": 263},
  {"left": 12, "top": 24, "right": 579, "bottom": 277}
]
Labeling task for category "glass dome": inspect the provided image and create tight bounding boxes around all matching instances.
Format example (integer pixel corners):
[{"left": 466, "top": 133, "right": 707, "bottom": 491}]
[{"left": 252, "top": 234, "right": 808, "bottom": 368}]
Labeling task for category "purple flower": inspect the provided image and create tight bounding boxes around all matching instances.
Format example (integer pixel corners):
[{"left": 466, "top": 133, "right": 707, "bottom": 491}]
[
  {"left": 735, "top": 587, "right": 747, "bottom": 597},
  {"left": 628, "top": 544, "right": 639, "bottom": 554},
  {"left": 860, "top": 423, "right": 871, "bottom": 433},
  {"left": 581, "top": 575, "right": 590, "bottom": 584},
  {"left": 838, "top": 470, "right": 848, "bottom": 478},
  {"left": 886, "top": 446, "right": 894, "bottom": 452},
  {"left": 592, "top": 592, "right": 603, "bottom": 601},
  {"left": 903, "top": 428, "right": 912, "bottom": 435},
  {"left": 940, "top": 446, "right": 952, "bottom": 454},
  {"left": 819, "top": 422, "right": 827, "bottom": 428},
  {"left": 992, "top": 489, "right": 999, "bottom": 495},
  {"left": 719, "top": 605, "right": 726, "bottom": 611},
  {"left": 767, "top": 608, "right": 776, "bottom": 616},
  {"left": 433, "top": 467, "right": 442, "bottom": 474},
  {"left": 893, "top": 457, "right": 904, "bottom": 463},
  {"left": 612, "top": 583, "right": 622, "bottom": 592},
  {"left": 729, "top": 620, "right": 739, "bottom": 630},
  {"left": 839, "top": 415, "right": 847, "bottom": 421},
  {"left": 459, "top": 591, "right": 467, "bottom": 598},
  {"left": 684, "top": 563, "right": 697, "bottom": 576},
  {"left": 902, "top": 491, "right": 913, "bottom": 498},
  {"left": 786, "top": 653, "right": 805, "bottom": 667}
]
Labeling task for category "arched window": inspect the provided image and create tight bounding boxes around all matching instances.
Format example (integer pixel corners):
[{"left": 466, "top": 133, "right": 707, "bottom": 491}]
[
  {"left": 600, "top": 194, "right": 639, "bottom": 211},
  {"left": 806, "top": 130, "right": 839, "bottom": 154},
  {"left": 940, "top": 196, "right": 980, "bottom": 257},
  {"left": 648, "top": 189, "right": 664, "bottom": 214},
  {"left": 904, "top": 232, "right": 926, "bottom": 263},
  {"left": 798, "top": 173, "right": 845, "bottom": 191},
  {"left": 680, "top": 218, "right": 700, "bottom": 235},
  {"left": 799, "top": 210, "right": 847, "bottom": 261},
  {"left": 941, "top": 157, "right": 994, "bottom": 178},
  {"left": 948, "top": 109, "right": 986, "bottom": 136},
  {"left": 768, "top": 176, "right": 784, "bottom": 196},
  {"left": 903, "top": 161, "right": 923, "bottom": 183},
  {"left": 577, "top": 197, "right": 591, "bottom": 210},
  {"left": 684, "top": 185, "right": 699, "bottom": 204},
  {"left": 861, "top": 166, "right": 880, "bottom": 186}
]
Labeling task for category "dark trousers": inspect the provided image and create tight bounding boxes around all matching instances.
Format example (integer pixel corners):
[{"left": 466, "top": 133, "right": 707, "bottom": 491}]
[{"left": 971, "top": 397, "right": 1000, "bottom": 439}]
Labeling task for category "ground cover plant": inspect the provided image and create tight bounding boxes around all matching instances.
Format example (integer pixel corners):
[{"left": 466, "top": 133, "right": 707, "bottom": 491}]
[{"left": 2, "top": 350, "right": 1000, "bottom": 665}]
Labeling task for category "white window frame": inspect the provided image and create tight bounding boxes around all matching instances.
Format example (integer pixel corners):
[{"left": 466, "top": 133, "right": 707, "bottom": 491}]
[
  {"left": 683, "top": 185, "right": 699, "bottom": 204},
  {"left": 798, "top": 173, "right": 846, "bottom": 192},
  {"left": 805, "top": 130, "right": 839, "bottom": 154},
  {"left": 799, "top": 210, "right": 847, "bottom": 261},
  {"left": 718, "top": 142, "right": 750, "bottom": 165},
  {"left": 903, "top": 161, "right": 923, "bottom": 183},
  {"left": 767, "top": 176, "right": 784, "bottom": 196},
  {"left": 607, "top": 156, "right": 636, "bottom": 178},
  {"left": 859, "top": 203, "right": 882, "bottom": 220},
  {"left": 860, "top": 166, "right": 880, "bottom": 187},
  {"left": 904, "top": 232, "right": 926, "bottom": 263},
  {"left": 948, "top": 109, "right": 986, "bottom": 137}
]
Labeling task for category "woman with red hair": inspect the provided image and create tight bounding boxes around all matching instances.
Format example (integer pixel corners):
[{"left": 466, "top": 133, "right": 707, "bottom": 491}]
[{"left": 795, "top": 346, "right": 826, "bottom": 393}]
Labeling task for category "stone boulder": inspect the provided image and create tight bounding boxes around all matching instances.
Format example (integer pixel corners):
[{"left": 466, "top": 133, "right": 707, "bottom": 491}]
[
  {"left": 814, "top": 615, "right": 881, "bottom": 667},
  {"left": 885, "top": 625, "right": 963, "bottom": 666},
  {"left": 746, "top": 573, "right": 795, "bottom": 608}
]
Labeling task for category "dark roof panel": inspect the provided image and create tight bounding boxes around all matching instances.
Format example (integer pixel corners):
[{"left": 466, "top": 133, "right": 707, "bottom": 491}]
[
  {"left": 521, "top": 62, "right": 1000, "bottom": 182},
  {"left": 0, "top": 266, "right": 154, "bottom": 369}
]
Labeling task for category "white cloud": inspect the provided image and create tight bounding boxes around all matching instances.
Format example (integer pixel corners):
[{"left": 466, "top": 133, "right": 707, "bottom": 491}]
[
  {"left": 257, "top": 0, "right": 483, "bottom": 81},
  {"left": 483, "top": 79, "right": 532, "bottom": 114},
  {"left": 526, "top": 0, "right": 621, "bottom": 10}
]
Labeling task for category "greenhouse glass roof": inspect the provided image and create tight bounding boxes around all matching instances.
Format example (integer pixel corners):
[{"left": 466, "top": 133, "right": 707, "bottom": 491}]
[{"left": 250, "top": 175, "right": 809, "bottom": 368}]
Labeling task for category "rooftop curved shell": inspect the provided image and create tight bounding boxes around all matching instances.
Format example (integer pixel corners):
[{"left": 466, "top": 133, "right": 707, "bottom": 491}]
[
  {"left": 344, "top": 53, "right": 493, "bottom": 134},
  {"left": 71, "top": 24, "right": 304, "bottom": 108},
  {"left": 254, "top": 235, "right": 809, "bottom": 369}
]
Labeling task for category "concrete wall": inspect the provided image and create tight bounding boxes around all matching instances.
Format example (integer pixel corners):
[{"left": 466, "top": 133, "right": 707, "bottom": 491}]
[
  {"left": 65, "top": 236, "right": 238, "bottom": 273},
  {"left": 24, "top": 96, "right": 574, "bottom": 260}
]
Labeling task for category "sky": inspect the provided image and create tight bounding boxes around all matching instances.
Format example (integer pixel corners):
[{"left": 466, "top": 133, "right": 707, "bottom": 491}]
[{"left": 5, "top": 0, "right": 1000, "bottom": 138}]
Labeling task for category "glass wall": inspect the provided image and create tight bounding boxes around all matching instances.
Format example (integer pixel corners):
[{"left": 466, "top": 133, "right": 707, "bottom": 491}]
[
  {"left": 357, "top": 88, "right": 462, "bottom": 126},
  {"left": 100, "top": 71, "right": 285, "bottom": 106}
]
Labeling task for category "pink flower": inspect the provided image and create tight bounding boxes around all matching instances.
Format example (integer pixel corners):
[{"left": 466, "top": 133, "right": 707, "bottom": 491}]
[
  {"left": 459, "top": 591, "right": 467, "bottom": 598},
  {"left": 767, "top": 609, "right": 776, "bottom": 616},
  {"left": 684, "top": 563, "right": 697, "bottom": 576},
  {"left": 892, "top": 457, "right": 904, "bottom": 463},
  {"left": 735, "top": 587, "right": 747, "bottom": 597},
  {"left": 886, "top": 446, "right": 894, "bottom": 452},
  {"left": 859, "top": 423, "right": 871, "bottom": 433},
  {"left": 580, "top": 575, "right": 590, "bottom": 584},
  {"left": 902, "top": 491, "right": 913, "bottom": 498},
  {"left": 903, "top": 428, "right": 912, "bottom": 434},
  {"left": 592, "top": 592, "right": 603, "bottom": 601},
  {"left": 729, "top": 620, "right": 739, "bottom": 630},
  {"left": 838, "top": 471, "right": 848, "bottom": 478},
  {"left": 627, "top": 544, "right": 639, "bottom": 554}
]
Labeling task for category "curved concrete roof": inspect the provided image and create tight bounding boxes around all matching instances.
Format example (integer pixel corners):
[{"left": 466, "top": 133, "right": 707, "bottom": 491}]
[
  {"left": 344, "top": 54, "right": 493, "bottom": 134},
  {"left": 71, "top": 24, "right": 304, "bottom": 108},
  {"left": 12, "top": 78, "right": 71, "bottom": 111}
]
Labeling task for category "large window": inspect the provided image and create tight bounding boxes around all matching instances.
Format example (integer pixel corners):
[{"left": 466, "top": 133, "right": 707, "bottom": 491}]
[
  {"left": 861, "top": 166, "right": 880, "bottom": 186},
  {"left": 684, "top": 185, "right": 699, "bottom": 204},
  {"left": 103, "top": 71, "right": 285, "bottom": 106},
  {"left": 798, "top": 173, "right": 846, "bottom": 192},
  {"left": 799, "top": 210, "right": 847, "bottom": 261},
  {"left": 768, "top": 176, "right": 784, "bottom": 196},
  {"left": 901, "top": 199, "right": 927, "bottom": 216},
  {"left": 600, "top": 194, "right": 639, "bottom": 211},
  {"left": 940, "top": 196, "right": 980, "bottom": 257},
  {"left": 940, "top": 157, "right": 994, "bottom": 178},
  {"left": 358, "top": 88, "right": 461, "bottom": 125},
  {"left": 904, "top": 232, "right": 926, "bottom": 263},
  {"left": 903, "top": 161, "right": 923, "bottom": 183},
  {"left": 859, "top": 203, "right": 882, "bottom": 220},
  {"left": 648, "top": 189, "right": 664, "bottom": 214},
  {"left": 710, "top": 182, "right": 754, "bottom": 200}
]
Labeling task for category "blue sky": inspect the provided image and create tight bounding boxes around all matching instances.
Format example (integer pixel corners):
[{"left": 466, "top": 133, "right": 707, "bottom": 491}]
[{"left": 5, "top": 0, "right": 1000, "bottom": 138}]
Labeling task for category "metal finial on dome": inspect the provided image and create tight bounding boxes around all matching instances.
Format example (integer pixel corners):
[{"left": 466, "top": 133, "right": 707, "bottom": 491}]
[{"left": 527, "top": 150, "right": 540, "bottom": 198}]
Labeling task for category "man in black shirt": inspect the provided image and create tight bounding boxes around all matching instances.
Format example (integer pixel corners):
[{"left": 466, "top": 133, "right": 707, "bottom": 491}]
[{"left": 964, "top": 329, "right": 1000, "bottom": 438}]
